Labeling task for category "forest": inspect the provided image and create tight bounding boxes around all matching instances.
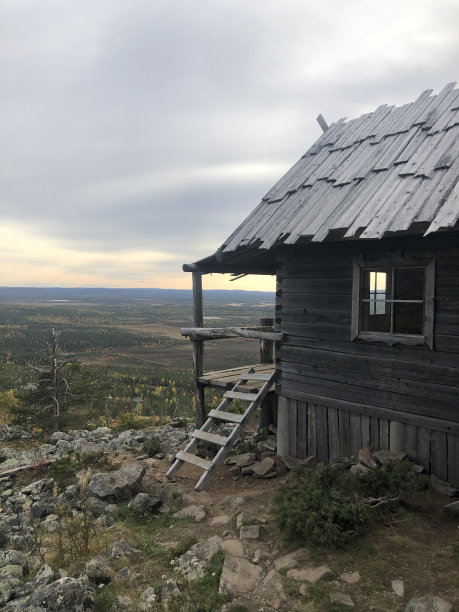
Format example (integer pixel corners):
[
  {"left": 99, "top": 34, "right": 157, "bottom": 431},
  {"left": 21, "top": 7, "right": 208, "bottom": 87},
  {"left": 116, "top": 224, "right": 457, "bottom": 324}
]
[{"left": 0, "top": 287, "right": 274, "bottom": 429}]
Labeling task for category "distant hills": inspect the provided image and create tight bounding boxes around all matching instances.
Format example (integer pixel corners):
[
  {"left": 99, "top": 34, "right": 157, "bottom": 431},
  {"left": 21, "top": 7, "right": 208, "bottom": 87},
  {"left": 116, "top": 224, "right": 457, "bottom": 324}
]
[{"left": 0, "top": 287, "right": 274, "bottom": 305}]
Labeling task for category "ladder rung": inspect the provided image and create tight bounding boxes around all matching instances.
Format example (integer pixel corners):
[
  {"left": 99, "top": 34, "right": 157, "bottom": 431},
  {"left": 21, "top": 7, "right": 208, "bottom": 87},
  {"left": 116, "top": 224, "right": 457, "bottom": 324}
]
[
  {"left": 224, "top": 391, "right": 259, "bottom": 401},
  {"left": 176, "top": 450, "right": 212, "bottom": 470},
  {"left": 208, "top": 409, "right": 244, "bottom": 423},
  {"left": 239, "top": 373, "right": 273, "bottom": 381},
  {"left": 192, "top": 430, "right": 228, "bottom": 446}
]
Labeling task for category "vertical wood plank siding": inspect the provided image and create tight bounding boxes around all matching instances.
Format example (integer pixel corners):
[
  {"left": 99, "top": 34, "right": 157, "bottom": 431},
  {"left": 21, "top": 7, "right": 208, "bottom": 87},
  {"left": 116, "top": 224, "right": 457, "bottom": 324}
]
[
  {"left": 279, "top": 398, "right": 459, "bottom": 485},
  {"left": 277, "top": 237, "right": 459, "bottom": 485}
]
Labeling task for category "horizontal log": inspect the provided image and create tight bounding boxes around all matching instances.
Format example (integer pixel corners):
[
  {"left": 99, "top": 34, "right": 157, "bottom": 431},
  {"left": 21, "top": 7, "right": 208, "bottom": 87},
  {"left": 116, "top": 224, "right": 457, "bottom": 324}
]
[{"left": 181, "top": 327, "right": 283, "bottom": 342}]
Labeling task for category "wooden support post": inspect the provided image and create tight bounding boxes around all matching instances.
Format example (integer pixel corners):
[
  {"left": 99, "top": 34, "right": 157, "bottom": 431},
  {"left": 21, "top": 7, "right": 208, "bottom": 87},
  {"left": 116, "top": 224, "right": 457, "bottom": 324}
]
[
  {"left": 259, "top": 317, "right": 275, "bottom": 429},
  {"left": 259, "top": 317, "right": 274, "bottom": 364},
  {"left": 192, "top": 272, "right": 206, "bottom": 428}
]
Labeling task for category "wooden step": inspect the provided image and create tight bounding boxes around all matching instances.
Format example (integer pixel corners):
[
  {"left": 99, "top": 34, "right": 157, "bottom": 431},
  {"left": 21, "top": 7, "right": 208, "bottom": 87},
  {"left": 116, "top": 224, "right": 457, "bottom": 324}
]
[
  {"left": 175, "top": 450, "right": 212, "bottom": 470},
  {"left": 224, "top": 391, "right": 259, "bottom": 401},
  {"left": 239, "top": 373, "right": 273, "bottom": 382},
  {"left": 208, "top": 409, "right": 244, "bottom": 423},
  {"left": 192, "top": 430, "right": 228, "bottom": 446}
]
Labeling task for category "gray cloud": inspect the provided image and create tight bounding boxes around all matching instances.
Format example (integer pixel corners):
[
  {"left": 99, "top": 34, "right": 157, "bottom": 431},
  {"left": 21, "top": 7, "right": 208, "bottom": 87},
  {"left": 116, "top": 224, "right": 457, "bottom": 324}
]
[{"left": 0, "top": 0, "right": 458, "bottom": 283}]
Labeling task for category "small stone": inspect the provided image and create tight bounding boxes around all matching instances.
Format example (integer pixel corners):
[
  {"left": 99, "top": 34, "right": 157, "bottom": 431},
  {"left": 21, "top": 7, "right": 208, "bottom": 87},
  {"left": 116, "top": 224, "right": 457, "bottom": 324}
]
[
  {"left": 138, "top": 586, "right": 158, "bottom": 610},
  {"left": 236, "top": 512, "right": 245, "bottom": 529},
  {"left": 358, "top": 446, "right": 379, "bottom": 469},
  {"left": 210, "top": 515, "right": 230, "bottom": 526},
  {"left": 178, "top": 536, "right": 221, "bottom": 581},
  {"left": 274, "top": 549, "right": 309, "bottom": 572},
  {"left": 253, "top": 548, "right": 268, "bottom": 563},
  {"left": 219, "top": 539, "right": 244, "bottom": 557},
  {"left": 263, "top": 568, "right": 285, "bottom": 597},
  {"left": 85, "top": 556, "right": 113, "bottom": 584},
  {"left": 340, "top": 571, "right": 360, "bottom": 584},
  {"left": 117, "top": 567, "right": 131, "bottom": 578},
  {"left": 225, "top": 495, "right": 245, "bottom": 509},
  {"left": 350, "top": 463, "right": 370, "bottom": 474},
  {"left": 252, "top": 457, "right": 275, "bottom": 477},
  {"left": 116, "top": 594, "right": 134, "bottom": 610},
  {"left": 404, "top": 596, "right": 452, "bottom": 612},
  {"left": 105, "top": 541, "right": 141, "bottom": 560},
  {"left": 235, "top": 453, "right": 256, "bottom": 468},
  {"left": 287, "top": 565, "right": 333, "bottom": 583},
  {"left": 444, "top": 500, "right": 459, "bottom": 514},
  {"left": 128, "top": 492, "right": 163, "bottom": 514},
  {"left": 330, "top": 592, "right": 355, "bottom": 607},
  {"left": 430, "top": 475, "right": 458, "bottom": 497},
  {"left": 173, "top": 505, "right": 206, "bottom": 522},
  {"left": 392, "top": 579, "right": 404, "bottom": 597},
  {"left": 373, "top": 449, "right": 407, "bottom": 466},
  {"left": 240, "top": 525, "right": 260, "bottom": 540}
]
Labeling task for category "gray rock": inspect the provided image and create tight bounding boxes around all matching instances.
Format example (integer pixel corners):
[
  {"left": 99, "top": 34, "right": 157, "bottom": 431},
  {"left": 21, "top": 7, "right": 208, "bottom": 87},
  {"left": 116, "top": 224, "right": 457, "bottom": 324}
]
[
  {"left": 0, "top": 550, "right": 29, "bottom": 570},
  {"left": 219, "top": 554, "right": 263, "bottom": 596},
  {"left": 235, "top": 453, "right": 256, "bottom": 468},
  {"left": 20, "top": 479, "right": 51, "bottom": 496},
  {"left": 252, "top": 457, "right": 275, "bottom": 477},
  {"left": 49, "top": 431, "right": 73, "bottom": 444},
  {"left": 373, "top": 449, "right": 407, "bottom": 465},
  {"left": 71, "top": 439, "right": 102, "bottom": 454},
  {"left": 358, "top": 446, "right": 379, "bottom": 469},
  {"left": 16, "top": 577, "right": 95, "bottom": 611},
  {"left": 128, "top": 492, "right": 163, "bottom": 514},
  {"left": 274, "top": 548, "right": 309, "bottom": 572},
  {"left": 88, "top": 463, "right": 146, "bottom": 500},
  {"left": 444, "top": 500, "right": 459, "bottom": 514},
  {"left": 404, "top": 596, "right": 452, "bottom": 612},
  {"left": 0, "top": 565, "right": 23, "bottom": 606},
  {"left": 350, "top": 463, "right": 370, "bottom": 474},
  {"left": 117, "top": 567, "right": 131, "bottom": 579},
  {"left": 173, "top": 504, "right": 206, "bottom": 522},
  {"left": 287, "top": 565, "right": 333, "bottom": 583},
  {"left": 30, "top": 497, "right": 54, "bottom": 519},
  {"left": 115, "top": 595, "right": 134, "bottom": 610},
  {"left": 225, "top": 495, "right": 245, "bottom": 510},
  {"left": 161, "top": 578, "right": 180, "bottom": 605},
  {"left": 240, "top": 525, "right": 260, "bottom": 540},
  {"left": 392, "top": 579, "right": 405, "bottom": 597},
  {"left": 330, "top": 592, "right": 355, "bottom": 607},
  {"left": 85, "top": 556, "right": 113, "bottom": 583},
  {"left": 138, "top": 586, "right": 159, "bottom": 610},
  {"left": 178, "top": 536, "right": 221, "bottom": 581},
  {"left": 104, "top": 541, "right": 141, "bottom": 560},
  {"left": 14, "top": 563, "right": 55, "bottom": 598},
  {"left": 430, "top": 475, "right": 458, "bottom": 497}
]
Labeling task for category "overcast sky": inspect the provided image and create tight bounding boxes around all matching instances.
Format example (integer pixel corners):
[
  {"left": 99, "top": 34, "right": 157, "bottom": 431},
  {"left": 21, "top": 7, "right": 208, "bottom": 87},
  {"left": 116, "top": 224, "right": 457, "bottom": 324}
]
[{"left": 1, "top": 0, "right": 458, "bottom": 291}]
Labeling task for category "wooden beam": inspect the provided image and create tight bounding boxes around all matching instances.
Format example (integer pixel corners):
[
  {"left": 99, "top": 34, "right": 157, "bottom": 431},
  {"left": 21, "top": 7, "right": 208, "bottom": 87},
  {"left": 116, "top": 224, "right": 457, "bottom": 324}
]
[{"left": 181, "top": 326, "right": 283, "bottom": 342}]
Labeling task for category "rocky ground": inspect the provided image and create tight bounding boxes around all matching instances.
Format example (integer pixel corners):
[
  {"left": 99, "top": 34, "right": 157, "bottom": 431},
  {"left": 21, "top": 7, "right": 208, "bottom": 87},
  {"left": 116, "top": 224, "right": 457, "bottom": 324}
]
[{"left": 0, "top": 423, "right": 458, "bottom": 611}]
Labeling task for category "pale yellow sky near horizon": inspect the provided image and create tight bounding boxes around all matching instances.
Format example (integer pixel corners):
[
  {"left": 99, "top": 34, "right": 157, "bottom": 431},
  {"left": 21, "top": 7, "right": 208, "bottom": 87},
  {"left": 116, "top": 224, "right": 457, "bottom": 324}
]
[{"left": 0, "top": 222, "right": 276, "bottom": 292}]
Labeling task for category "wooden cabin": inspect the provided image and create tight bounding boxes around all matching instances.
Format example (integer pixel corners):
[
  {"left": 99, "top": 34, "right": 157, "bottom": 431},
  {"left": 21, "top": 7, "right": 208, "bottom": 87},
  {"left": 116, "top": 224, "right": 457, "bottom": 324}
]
[{"left": 183, "top": 83, "right": 459, "bottom": 485}]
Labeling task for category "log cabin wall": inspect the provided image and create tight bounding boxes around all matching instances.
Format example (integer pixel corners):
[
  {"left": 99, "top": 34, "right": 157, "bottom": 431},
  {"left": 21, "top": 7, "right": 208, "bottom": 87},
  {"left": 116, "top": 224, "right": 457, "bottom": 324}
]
[{"left": 275, "top": 234, "right": 459, "bottom": 485}]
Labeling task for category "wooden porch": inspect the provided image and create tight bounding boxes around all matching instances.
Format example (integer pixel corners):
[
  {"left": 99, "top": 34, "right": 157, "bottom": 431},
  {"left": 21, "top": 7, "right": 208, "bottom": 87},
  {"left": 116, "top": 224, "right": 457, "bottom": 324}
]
[{"left": 199, "top": 363, "right": 276, "bottom": 391}]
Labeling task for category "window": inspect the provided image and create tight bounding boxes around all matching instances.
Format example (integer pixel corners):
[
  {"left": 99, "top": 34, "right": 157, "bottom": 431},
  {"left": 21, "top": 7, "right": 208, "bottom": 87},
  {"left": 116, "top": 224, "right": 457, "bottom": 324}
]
[{"left": 352, "top": 259, "right": 435, "bottom": 348}]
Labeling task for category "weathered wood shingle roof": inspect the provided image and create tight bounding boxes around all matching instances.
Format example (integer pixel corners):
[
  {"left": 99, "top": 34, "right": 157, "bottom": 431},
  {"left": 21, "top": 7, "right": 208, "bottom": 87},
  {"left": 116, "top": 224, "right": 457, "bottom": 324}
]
[{"left": 219, "top": 83, "right": 459, "bottom": 257}]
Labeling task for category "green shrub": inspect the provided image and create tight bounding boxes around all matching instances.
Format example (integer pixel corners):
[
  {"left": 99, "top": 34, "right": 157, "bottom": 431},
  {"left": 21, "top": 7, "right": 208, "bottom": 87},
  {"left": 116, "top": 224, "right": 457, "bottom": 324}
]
[
  {"left": 271, "top": 465, "right": 370, "bottom": 547},
  {"left": 47, "top": 451, "right": 114, "bottom": 488}
]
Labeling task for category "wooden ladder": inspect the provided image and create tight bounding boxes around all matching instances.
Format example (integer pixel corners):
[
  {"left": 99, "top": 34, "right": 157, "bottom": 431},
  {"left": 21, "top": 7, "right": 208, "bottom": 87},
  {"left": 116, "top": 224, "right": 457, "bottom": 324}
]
[{"left": 166, "top": 367, "right": 277, "bottom": 491}]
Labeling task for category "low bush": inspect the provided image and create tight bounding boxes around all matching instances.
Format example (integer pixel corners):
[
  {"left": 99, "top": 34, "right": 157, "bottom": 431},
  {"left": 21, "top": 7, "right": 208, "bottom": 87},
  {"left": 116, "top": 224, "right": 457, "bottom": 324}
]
[
  {"left": 272, "top": 465, "right": 370, "bottom": 547},
  {"left": 271, "top": 461, "right": 426, "bottom": 549}
]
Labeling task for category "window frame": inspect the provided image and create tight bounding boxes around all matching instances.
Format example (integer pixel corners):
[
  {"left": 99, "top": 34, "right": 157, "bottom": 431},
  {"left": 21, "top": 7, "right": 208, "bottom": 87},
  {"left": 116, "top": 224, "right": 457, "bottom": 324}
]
[{"left": 351, "top": 257, "right": 435, "bottom": 349}]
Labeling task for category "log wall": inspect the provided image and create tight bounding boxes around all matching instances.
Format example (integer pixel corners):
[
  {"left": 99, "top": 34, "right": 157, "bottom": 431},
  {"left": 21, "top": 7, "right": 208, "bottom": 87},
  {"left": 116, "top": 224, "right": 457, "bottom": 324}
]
[
  {"left": 275, "top": 234, "right": 459, "bottom": 484},
  {"left": 277, "top": 397, "right": 459, "bottom": 485}
]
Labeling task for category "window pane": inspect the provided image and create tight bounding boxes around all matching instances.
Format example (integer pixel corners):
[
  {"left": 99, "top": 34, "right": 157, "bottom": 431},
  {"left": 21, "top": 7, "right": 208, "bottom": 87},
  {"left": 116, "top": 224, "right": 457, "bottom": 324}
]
[
  {"left": 363, "top": 270, "right": 392, "bottom": 303},
  {"left": 394, "top": 303, "right": 423, "bottom": 335},
  {"left": 362, "top": 301, "right": 392, "bottom": 332},
  {"left": 394, "top": 267, "right": 424, "bottom": 300}
]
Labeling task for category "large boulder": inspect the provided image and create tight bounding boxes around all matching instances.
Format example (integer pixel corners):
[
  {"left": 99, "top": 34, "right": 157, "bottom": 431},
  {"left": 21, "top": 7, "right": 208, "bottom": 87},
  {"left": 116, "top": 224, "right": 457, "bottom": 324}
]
[
  {"left": 177, "top": 536, "right": 221, "bottom": 581},
  {"left": 88, "top": 464, "right": 146, "bottom": 500},
  {"left": 0, "top": 564, "right": 24, "bottom": 606},
  {"left": 405, "top": 597, "right": 452, "bottom": 612},
  {"left": 10, "top": 578, "right": 94, "bottom": 611},
  {"left": 219, "top": 554, "right": 263, "bottom": 595},
  {"left": 128, "top": 493, "right": 163, "bottom": 514},
  {"left": 85, "top": 556, "right": 113, "bottom": 584}
]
